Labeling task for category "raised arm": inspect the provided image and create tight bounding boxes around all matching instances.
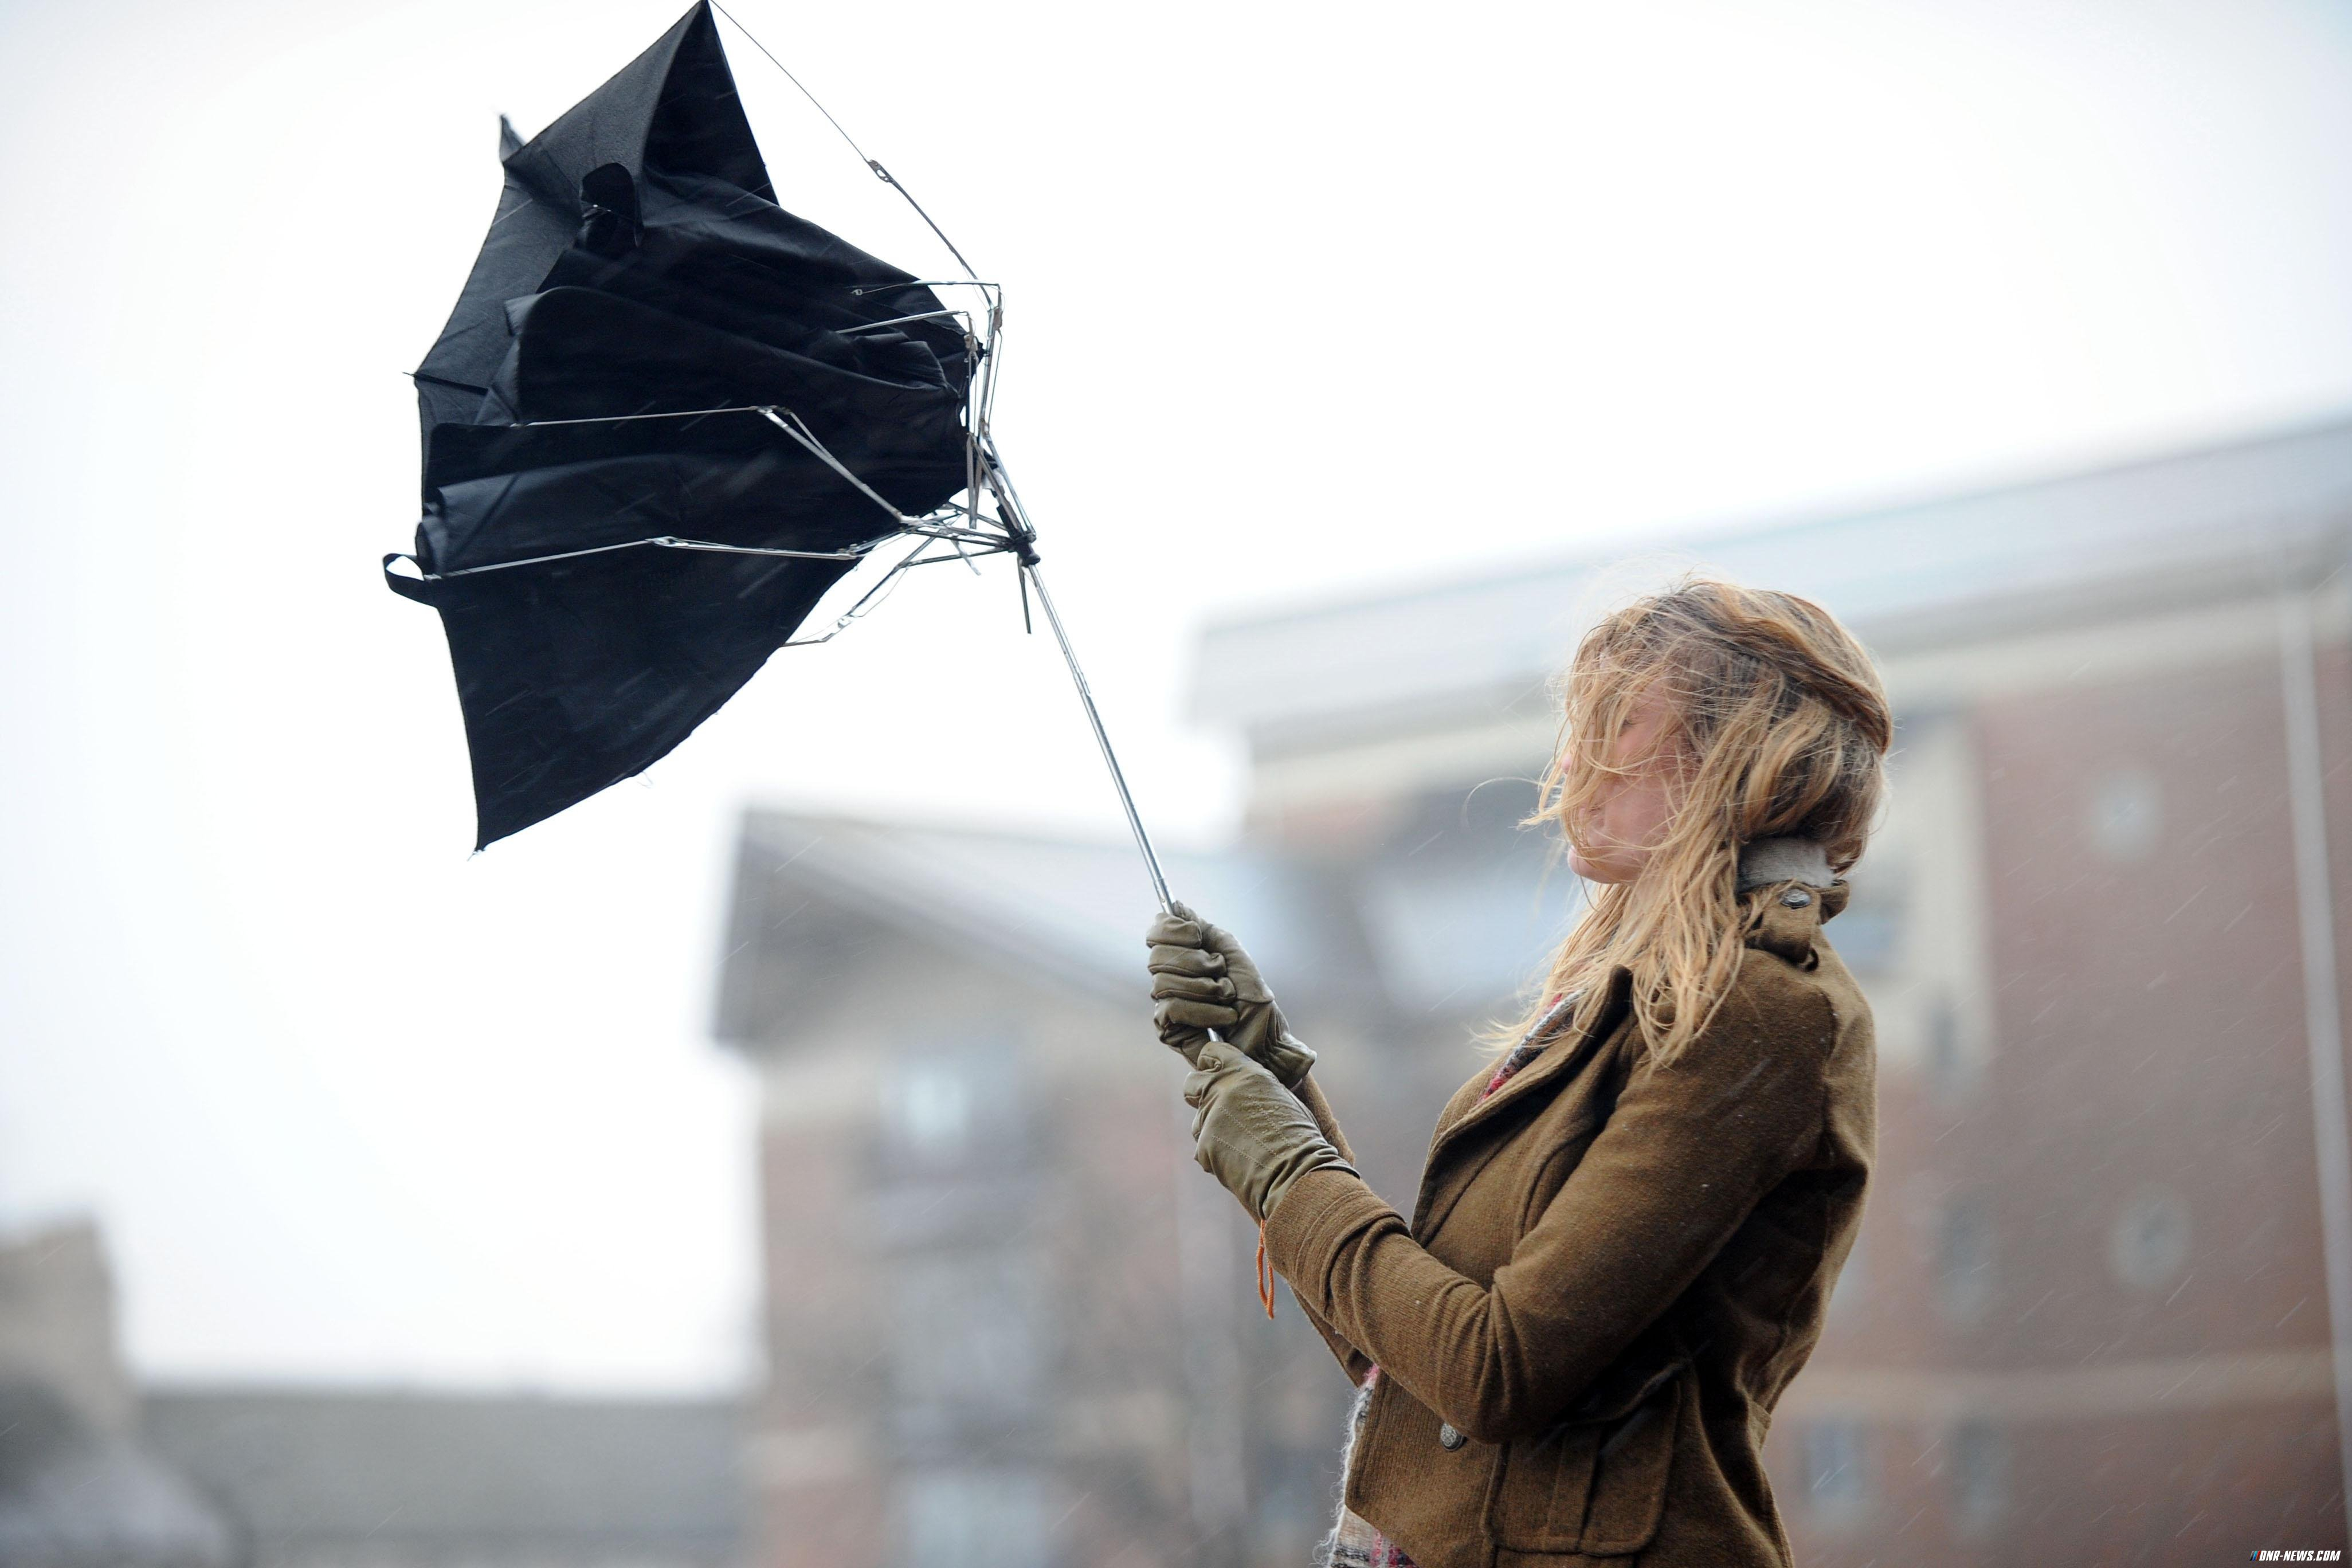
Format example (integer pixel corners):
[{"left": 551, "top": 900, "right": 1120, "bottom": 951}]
[{"left": 1260, "top": 954, "right": 1836, "bottom": 1443}]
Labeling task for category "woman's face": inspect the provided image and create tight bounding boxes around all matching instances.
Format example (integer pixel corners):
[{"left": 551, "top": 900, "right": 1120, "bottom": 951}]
[{"left": 1564, "top": 689, "right": 1683, "bottom": 885}]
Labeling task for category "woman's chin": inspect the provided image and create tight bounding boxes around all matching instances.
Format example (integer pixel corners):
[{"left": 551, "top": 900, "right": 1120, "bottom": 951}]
[{"left": 1567, "top": 851, "right": 1633, "bottom": 885}]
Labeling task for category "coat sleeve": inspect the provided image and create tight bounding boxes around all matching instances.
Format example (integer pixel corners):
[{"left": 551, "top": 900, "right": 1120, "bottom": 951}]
[
  {"left": 1283, "top": 1072, "right": 1374, "bottom": 1384},
  {"left": 1260, "top": 952, "right": 1836, "bottom": 1444},
  {"left": 1294, "top": 1072, "right": 1356, "bottom": 1166}
]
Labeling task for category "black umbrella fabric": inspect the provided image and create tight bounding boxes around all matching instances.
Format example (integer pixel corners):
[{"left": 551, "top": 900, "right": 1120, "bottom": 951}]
[{"left": 388, "top": 3, "right": 979, "bottom": 848}]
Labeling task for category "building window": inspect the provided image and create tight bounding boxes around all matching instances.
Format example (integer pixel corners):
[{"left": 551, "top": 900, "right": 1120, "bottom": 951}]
[
  {"left": 1924, "top": 993, "right": 1978, "bottom": 1103},
  {"left": 881, "top": 1037, "right": 1025, "bottom": 1174},
  {"left": 1802, "top": 1420, "right": 1870, "bottom": 1521},
  {"left": 1935, "top": 1195, "right": 1995, "bottom": 1326},
  {"left": 897, "top": 1467, "right": 1047, "bottom": 1568},
  {"left": 897, "top": 1061, "right": 973, "bottom": 1159},
  {"left": 889, "top": 1251, "right": 1044, "bottom": 1425},
  {"left": 1949, "top": 1420, "right": 2009, "bottom": 1534},
  {"left": 2109, "top": 1189, "right": 2192, "bottom": 1293},
  {"left": 2086, "top": 767, "right": 2162, "bottom": 863}
]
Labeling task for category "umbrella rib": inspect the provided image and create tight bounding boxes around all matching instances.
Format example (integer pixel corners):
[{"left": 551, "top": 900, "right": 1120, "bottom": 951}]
[
  {"left": 515, "top": 404, "right": 775, "bottom": 429},
  {"left": 707, "top": 0, "right": 978, "bottom": 280},
  {"left": 837, "top": 309, "right": 966, "bottom": 335},
  {"left": 406, "top": 534, "right": 886, "bottom": 581},
  {"left": 756, "top": 406, "right": 916, "bottom": 526},
  {"left": 655, "top": 536, "right": 894, "bottom": 562},
  {"left": 506, "top": 401, "right": 991, "bottom": 515},
  {"left": 404, "top": 518, "right": 1008, "bottom": 586},
  {"left": 779, "top": 534, "right": 938, "bottom": 645}
]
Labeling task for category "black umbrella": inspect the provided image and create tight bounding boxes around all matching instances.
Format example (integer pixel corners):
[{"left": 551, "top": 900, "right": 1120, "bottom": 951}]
[{"left": 387, "top": 2, "right": 1167, "bottom": 900}]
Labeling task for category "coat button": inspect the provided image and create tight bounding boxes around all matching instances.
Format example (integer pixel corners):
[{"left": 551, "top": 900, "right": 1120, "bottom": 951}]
[
  {"left": 1438, "top": 1422, "right": 1465, "bottom": 1451},
  {"left": 1779, "top": 888, "right": 1812, "bottom": 908}
]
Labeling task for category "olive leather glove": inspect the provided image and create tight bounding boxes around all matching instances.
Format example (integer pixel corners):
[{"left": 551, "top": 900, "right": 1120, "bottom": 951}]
[
  {"left": 1144, "top": 902, "right": 1316, "bottom": 1087},
  {"left": 1182, "top": 1042, "right": 1356, "bottom": 1224}
]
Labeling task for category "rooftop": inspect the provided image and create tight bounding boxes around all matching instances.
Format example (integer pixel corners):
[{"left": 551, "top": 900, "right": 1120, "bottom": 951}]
[
  {"left": 720, "top": 415, "right": 2352, "bottom": 1045},
  {"left": 143, "top": 1389, "right": 744, "bottom": 1563},
  {"left": 1194, "top": 414, "right": 2352, "bottom": 754},
  {"left": 715, "top": 812, "right": 1387, "bottom": 1043}
]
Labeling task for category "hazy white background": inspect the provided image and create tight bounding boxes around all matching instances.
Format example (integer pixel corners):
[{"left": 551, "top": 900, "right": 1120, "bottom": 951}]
[{"left": 2, "top": 0, "right": 2348, "bottom": 1393}]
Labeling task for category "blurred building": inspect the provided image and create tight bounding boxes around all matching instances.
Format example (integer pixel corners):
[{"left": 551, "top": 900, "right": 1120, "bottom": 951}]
[
  {"left": 717, "top": 414, "right": 2352, "bottom": 1566},
  {"left": 0, "top": 1228, "right": 747, "bottom": 1568},
  {"left": 0, "top": 1220, "right": 239, "bottom": 1568},
  {"left": 143, "top": 1390, "right": 744, "bottom": 1568},
  {"left": 714, "top": 819, "right": 1394, "bottom": 1568}
]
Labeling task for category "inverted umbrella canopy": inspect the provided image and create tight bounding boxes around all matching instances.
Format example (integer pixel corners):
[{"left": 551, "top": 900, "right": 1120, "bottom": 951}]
[
  {"left": 388, "top": 2, "right": 1174, "bottom": 912},
  {"left": 389, "top": 2, "right": 980, "bottom": 848}
]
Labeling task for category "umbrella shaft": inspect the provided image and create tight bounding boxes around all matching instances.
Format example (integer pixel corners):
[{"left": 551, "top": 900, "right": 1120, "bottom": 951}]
[{"left": 1022, "top": 563, "right": 1174, "bottom": 914}]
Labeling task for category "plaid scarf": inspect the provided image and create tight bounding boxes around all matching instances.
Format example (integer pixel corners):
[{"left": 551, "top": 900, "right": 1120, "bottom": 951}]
[
  {"left": 1329, "top": 1500, "right": 1418, "bottom": 1567},
  {"left": 1321, "top": 996, "right": 1574, "bottom": 1568}
]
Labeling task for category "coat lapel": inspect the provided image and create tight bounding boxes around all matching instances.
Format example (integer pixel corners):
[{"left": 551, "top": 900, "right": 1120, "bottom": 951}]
[
  {"left": 1429, "top": 972, "right": 1633, "bottom": 1161},
  {"left": 1408, "top": 975, "right": 1636, "bottom": 1241}
]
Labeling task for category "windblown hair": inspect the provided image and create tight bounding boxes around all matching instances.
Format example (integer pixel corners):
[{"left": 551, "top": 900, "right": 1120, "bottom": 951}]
[{"left": 1509, "top": 576, "right": 1892, "bottom": 1066}]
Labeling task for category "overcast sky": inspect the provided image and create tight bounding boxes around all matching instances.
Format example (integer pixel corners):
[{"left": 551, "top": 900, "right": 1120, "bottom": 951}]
[{"left": 2, "top": 0, "right": 2349, "bottom": 1394}]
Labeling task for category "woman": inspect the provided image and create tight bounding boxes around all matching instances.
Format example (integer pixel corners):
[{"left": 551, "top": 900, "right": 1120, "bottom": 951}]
[{"left": 1145, "top": 577, "right": 1890, "bottom": 1568}]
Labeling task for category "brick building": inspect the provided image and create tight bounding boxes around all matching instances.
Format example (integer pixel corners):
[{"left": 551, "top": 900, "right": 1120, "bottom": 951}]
[
  {"left": 715, "top": 821, "right": 1393, "bottom": 1567},
  {"left": 716, "top": 415, "right": 2352, "bottom": 1565}
]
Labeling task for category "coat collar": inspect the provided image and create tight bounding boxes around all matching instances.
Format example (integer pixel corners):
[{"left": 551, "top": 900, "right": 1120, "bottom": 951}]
[
  {"left": 1428, "top": 840, "right": 1843, "bottom": 1155},
  {"left": 1736, "top": 836, "right": 1833, "bottom": 892}
]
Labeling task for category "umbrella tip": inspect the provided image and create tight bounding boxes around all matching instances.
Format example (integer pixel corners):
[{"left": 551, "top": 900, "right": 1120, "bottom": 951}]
[{"left": 498, "top": 113, "right": 524, "bottom": 160}]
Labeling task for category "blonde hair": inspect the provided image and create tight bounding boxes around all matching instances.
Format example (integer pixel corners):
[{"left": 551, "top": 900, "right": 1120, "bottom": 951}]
[{"left": 1509, "top": 576, "right": 1891, "bottom": 1065}]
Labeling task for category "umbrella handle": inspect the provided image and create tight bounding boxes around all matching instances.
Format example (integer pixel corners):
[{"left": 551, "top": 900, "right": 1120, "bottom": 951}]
[{"left": 1021, "top": 562, "right": 1175, "bottom": 915}]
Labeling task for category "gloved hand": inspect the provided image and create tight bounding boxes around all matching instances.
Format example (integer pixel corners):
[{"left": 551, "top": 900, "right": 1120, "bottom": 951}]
[
  {"left": 1182, "top": 1042, "right": 1356, "bottom": 1224},
  {"left": 1144, "top": 902, "right": 1316, "bottom": 1087}
]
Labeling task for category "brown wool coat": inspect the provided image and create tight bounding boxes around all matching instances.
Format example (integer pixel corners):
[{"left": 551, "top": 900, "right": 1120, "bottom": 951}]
[{"left": 1268, "top": 880, "right": 1875, "bottom": 1568}]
